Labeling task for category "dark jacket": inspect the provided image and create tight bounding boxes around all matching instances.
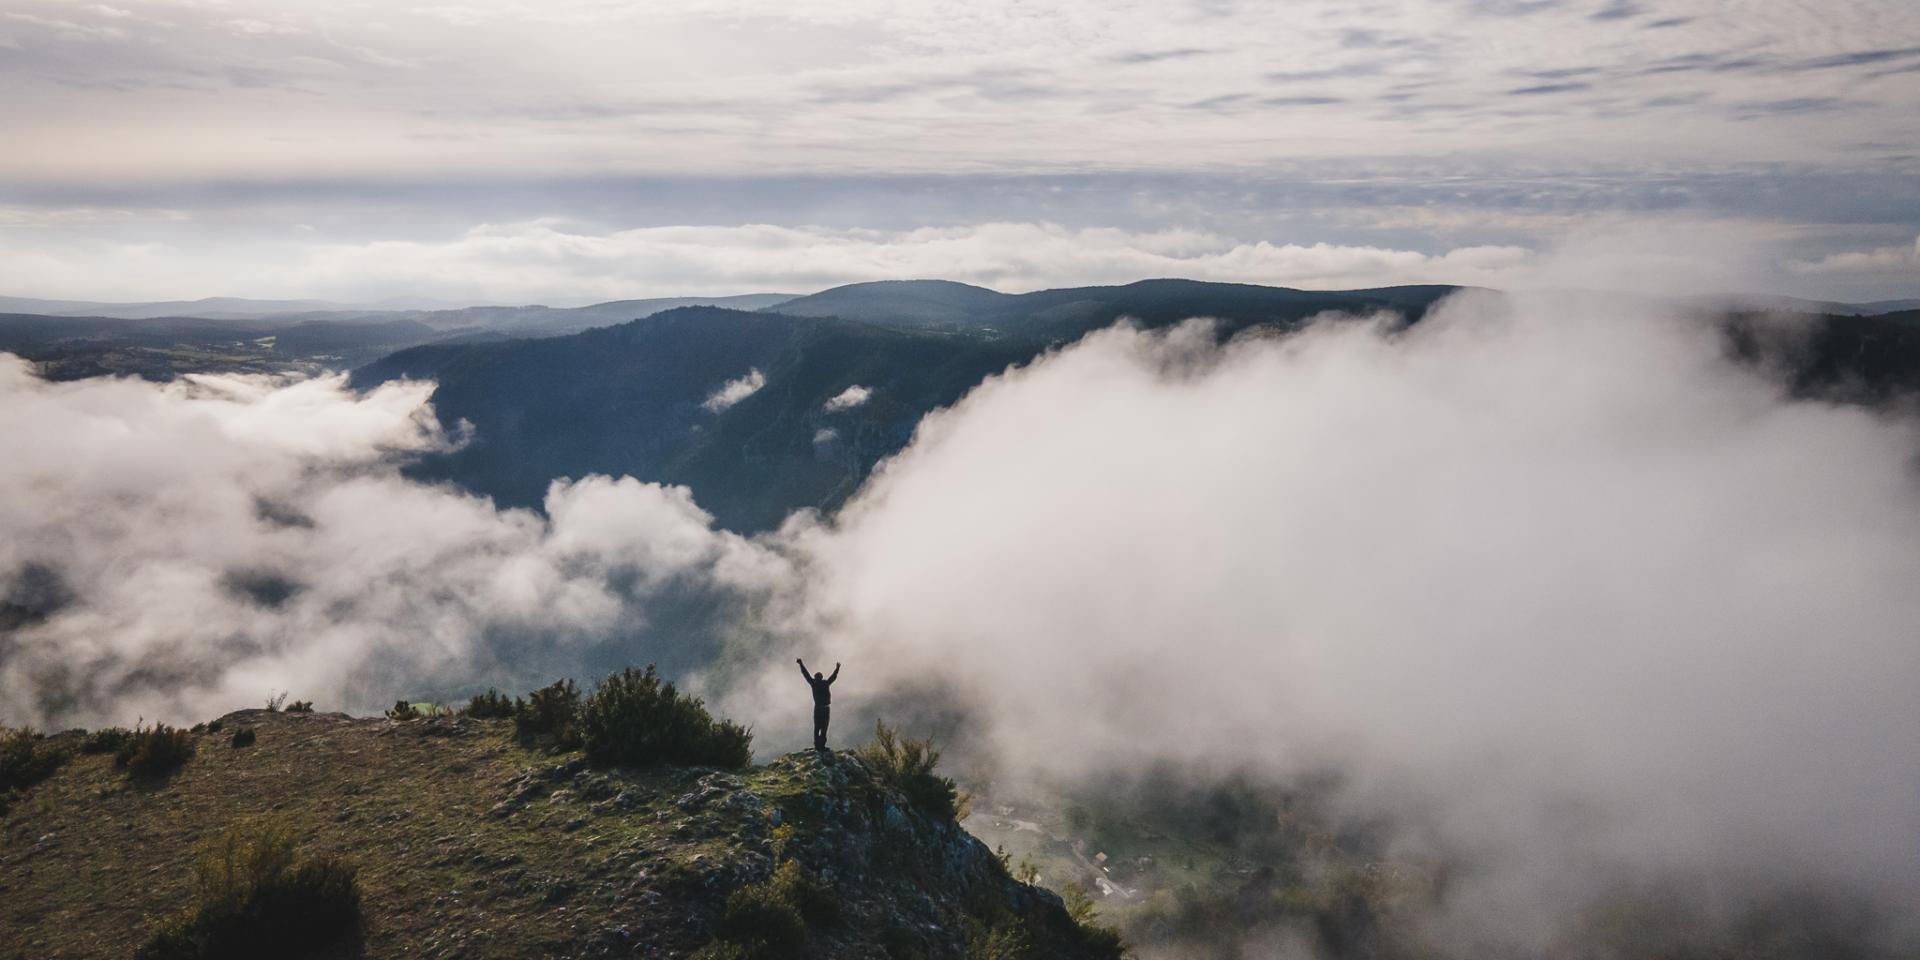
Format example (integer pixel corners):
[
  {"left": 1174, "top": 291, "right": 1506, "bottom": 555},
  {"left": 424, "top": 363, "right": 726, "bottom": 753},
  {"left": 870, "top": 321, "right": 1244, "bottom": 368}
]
[{"left": 800, "top": 663, "right": 838, "bottom": 705}]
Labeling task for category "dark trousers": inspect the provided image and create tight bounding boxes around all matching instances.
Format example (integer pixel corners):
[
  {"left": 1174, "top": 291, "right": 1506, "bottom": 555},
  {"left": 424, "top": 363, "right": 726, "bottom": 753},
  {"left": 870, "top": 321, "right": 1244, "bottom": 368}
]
[{"left": 813, "top": 704, "right": 830, "bottom": 750}]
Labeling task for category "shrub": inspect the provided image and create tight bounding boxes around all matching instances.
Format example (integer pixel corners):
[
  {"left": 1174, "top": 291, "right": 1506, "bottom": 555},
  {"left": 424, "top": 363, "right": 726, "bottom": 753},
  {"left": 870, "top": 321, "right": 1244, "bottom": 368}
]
[
  {"left": 206, "top": 719, "right": 224, "bottom": 734},
  {"left": 464, "top": 688, "right": 514, "bottom": 719},
  {"left": 137, "top": 819, "right": 361, "bottom": 960},
  {"left": 765, "top": 860, "right": 838, "bottom": 926},
  {"left": 704, "top": 860, "right": 837, "bottom": 958},
  {"left": 963, "top": 915, "right": 1033, "bottom": 960},
  {"left": 115, "top": 722, "right": 194, "bottom": 780},
  {"left": 1061, "top": 882, "right": 1127, "bottom": 959},
  {"left": 1062, "top": 881, "right": 1098, "bottom": 926},
  {"left": 80, "top": 726, "right": 133, "bottom": 755},
  {"left": 770, "top": 822, "right": 797, "bottom": 860},
  {"left": 284, "top": 701, "right": 313, "bottom": 714},
  {"left": 514, "top": 679, "right": 581, "bottom": 747},
  {"left": 715, "top": 881, "right": 805, "bottom": 958},
  {"left": 579, "top": 665, "right": 752, "bottom": 769},
  {"left": 230, "top": 727, "right": 256, "bottom": 748},
  {"left": 1, "top": 726, "right": 70, "bottom": 810},
  {"left": 858, "top": 719, "right": 966, "bottom": 822},
  {"left": 265, "top": 692, "right": 287, "bottom": 712}
]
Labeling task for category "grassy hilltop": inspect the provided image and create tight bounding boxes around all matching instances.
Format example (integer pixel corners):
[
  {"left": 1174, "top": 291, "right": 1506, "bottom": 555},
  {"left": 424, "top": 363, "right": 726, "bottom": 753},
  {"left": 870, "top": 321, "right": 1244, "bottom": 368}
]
[{"left": 0, "top": 677, "right": 1122, "bottom": 960}]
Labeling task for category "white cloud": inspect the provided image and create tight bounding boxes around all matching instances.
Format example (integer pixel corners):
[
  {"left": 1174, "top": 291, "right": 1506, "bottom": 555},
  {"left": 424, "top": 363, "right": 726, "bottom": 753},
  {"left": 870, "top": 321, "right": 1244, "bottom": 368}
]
[
  {"left": 1786, "top": 236, "right": 1920, "bottom": 275},
  {"left": 702, "top": 367, "right": 766, "bottom": 412},
  {"left": 812, "top": 427, "right": 838, "bottom": 444},
  {"left": 823, "top": 384, "right": 871, "bottom": 411},
  {"left": 0, "top": 356, "right": 786, "bottom": 727},
  {"left": 720, "top": 288, "right": 1920, "bottom": 950}
]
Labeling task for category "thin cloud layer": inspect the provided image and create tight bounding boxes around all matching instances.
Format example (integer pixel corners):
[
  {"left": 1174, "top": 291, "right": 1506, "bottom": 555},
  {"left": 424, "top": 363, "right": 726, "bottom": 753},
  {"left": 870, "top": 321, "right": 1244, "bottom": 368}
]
[
  {"left": 0, "top": 220, "right": 1537, "bottom": 302},
  {"left": 6, "top": 216, "right": 1911, "bottom": 305}
]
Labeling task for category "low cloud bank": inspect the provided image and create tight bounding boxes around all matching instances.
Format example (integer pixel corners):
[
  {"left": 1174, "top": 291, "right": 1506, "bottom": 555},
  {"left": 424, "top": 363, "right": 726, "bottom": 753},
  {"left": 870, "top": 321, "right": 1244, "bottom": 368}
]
[
  {"left": 7, "top": 218, "right": 1912, "bottom": 306},
  {"left": 0, "top": 221, "right": 1531, "bottom": 304},
  {"left": 722, "top": 288, "right": 1920, "bottom": 951},
  {"left": 0, "top": 359, "right": 789, "bottom": 725},
  {"left": 2, "top": 286, "right": 1918, "bottom": 952}
]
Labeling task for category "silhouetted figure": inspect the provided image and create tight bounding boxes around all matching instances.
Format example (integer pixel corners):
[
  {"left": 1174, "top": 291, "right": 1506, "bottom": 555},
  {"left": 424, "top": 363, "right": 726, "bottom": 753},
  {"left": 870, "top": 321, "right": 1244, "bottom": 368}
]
[{"left": 797, "top": 658, "right": 839, "bottom": 750}]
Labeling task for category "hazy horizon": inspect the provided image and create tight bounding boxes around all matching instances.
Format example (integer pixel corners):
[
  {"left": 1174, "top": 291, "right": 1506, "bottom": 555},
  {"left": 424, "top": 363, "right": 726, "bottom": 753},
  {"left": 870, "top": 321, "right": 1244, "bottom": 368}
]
[
  {"left": 5, "top": 275, "right": 1918, "bottom": 316},
  {"left": 2, "top": 0, "right": 1916, "bottom": 304}
]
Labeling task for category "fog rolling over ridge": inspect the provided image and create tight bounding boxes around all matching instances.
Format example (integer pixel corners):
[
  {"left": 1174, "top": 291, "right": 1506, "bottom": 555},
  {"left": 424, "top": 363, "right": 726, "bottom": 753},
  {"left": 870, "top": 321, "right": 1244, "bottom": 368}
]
[
  {"left": 4, "top": 286, "right": 1920, "bottom": 953},
  {"left": 745, "top": 289, "right": 1920, "bottom": 952}
]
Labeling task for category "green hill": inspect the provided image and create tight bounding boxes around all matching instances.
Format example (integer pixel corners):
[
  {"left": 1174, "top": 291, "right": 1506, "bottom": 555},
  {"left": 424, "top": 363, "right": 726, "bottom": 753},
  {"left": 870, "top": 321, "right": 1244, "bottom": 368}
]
[
  {"left": 764, "top": 281, "right": 1012, "bottom": 330},
  {"left": 352, "top": 306, "right": 1043, "bottom": 532},
  {"left": 349, "top": 282, "right": 1461, "bottom": 532}
]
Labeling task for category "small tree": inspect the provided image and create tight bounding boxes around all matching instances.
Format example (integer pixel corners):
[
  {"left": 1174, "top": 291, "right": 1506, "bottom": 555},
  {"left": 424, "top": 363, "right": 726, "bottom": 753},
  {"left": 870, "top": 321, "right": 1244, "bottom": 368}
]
[
  {"left": 580, "top": 665, "right": 752, "bottom": 769},
  {"left": 138, "top": 819, "right": 361, "bottom": 959},
  {"left": 858, "top": 719, "right": 968, "bottom": 822},
  {"left": 1, "top": 725, "right": 71, "bottom": 811},
  {"left": 464, "top": 688, "right": 514, "bottom": 719},
  {"left": 514, "top": 679, "right": 582, "bottom": 747},
  {"left": 115, "top": 722, "right": 194, "bottom": 780}
]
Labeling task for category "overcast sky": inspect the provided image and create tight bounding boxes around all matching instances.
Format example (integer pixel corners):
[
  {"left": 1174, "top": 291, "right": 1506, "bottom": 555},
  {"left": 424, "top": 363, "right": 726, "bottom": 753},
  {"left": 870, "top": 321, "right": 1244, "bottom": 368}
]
[{"left": 2, "top": 0, "right": 1916, "bottom": 302}]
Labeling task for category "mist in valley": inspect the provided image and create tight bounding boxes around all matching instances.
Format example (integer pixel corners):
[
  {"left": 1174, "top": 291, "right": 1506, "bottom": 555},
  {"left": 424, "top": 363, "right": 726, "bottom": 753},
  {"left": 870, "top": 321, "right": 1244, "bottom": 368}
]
[{"left": 3, "top": 274, "right": 1918, "bottom": 955}]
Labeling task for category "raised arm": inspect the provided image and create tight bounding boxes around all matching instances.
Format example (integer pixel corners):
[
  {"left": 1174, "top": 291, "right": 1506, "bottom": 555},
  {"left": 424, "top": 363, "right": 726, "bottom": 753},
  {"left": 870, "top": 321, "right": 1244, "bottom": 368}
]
[
  {"left": 796, "top": 658, "right": 811, "bottom": 682},
  {"left": 827, "top": 662, "right": 840, "bottom": 684}
]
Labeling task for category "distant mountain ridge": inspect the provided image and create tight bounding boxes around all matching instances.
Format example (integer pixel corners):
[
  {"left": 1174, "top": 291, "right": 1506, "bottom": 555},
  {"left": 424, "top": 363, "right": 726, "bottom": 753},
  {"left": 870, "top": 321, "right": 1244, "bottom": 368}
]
[
  {"left": 8, "top": 282, "right": 1913, "bottom": 331},
  {"left": 0, "top": 293, "right": 799, "bottom": 330},
  {"left": 354, "top": 305, "right": 1049, "bottom": 532},
  {"left": 8, "top": 277, "right": 1919, "bottom": 529},
  {"left": 371, "top": 293, "right": 800, "bottom": 334},
  {"left": 0, "top": 295, "right": 432, "bottom": 320},
  {"left": 0, "top": 294, "right": 800, "bottom": 381},
  {"left": 763, "top": 278, "right": 1467, "bottom": 334},
  {"left": 352, "top": 280, "right": 1920, "bottom": 533},
  {"left": 767, "top": 279, "right": 1013, "bottom": 328},
  {"left": 355, "top": 280, "right": 1476, "bottom": 531}
]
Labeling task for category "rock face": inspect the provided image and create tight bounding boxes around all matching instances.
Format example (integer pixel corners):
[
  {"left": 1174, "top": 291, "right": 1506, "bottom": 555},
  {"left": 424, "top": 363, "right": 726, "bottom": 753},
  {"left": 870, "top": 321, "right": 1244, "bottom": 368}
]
[
  {"left": 0, "top": 711, "right": 1117, "bottom": 959},
  {"left": 742, "top": 750, "right": 1097, "bottom": 958}
]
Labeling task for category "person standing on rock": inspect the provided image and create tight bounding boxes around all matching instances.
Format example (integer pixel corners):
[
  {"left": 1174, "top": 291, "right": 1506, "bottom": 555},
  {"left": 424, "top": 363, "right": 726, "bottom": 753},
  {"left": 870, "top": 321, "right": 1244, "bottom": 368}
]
[{"left": 797, "top": 658, "right": 839, "bottom": 750}]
